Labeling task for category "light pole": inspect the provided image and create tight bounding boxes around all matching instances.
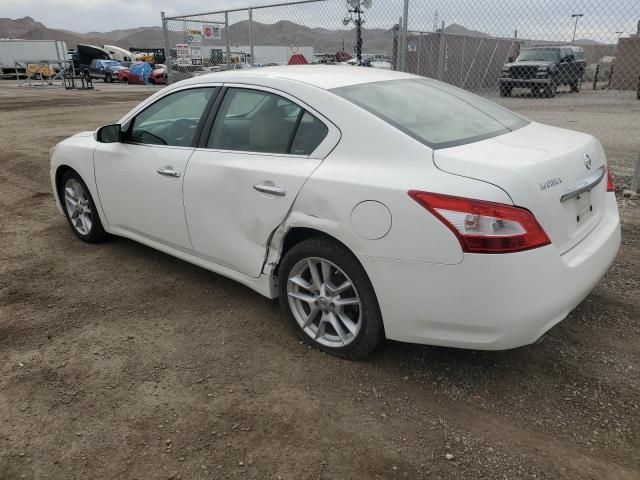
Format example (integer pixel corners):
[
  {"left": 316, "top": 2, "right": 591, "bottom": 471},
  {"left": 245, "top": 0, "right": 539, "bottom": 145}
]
[
  {"left": 343, "top": 0, "right": 371, "bottom": 65},
  {"left": 571, "top": 13, "right": 583, "bottom": 43}
]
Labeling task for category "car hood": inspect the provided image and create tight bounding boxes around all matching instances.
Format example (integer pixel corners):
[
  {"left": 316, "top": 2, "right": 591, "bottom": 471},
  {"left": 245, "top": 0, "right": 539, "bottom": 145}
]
[
  {"left": 74, "top": 131, "right": 95, "bottom": 138},
  {"left": 504, "top": 61, "right": 555, "bottom": 68}
]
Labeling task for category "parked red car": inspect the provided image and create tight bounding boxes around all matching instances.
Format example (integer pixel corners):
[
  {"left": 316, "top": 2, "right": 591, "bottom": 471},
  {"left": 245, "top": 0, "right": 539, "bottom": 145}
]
[{"left": 120, "top": 62, "right": 167, "bottom": 85}]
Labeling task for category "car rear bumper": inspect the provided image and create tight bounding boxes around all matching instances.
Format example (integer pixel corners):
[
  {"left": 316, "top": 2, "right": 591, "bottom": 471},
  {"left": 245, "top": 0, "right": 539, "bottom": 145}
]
[{"left": 358, "top": 196, "right": 620, "bottom": 350}]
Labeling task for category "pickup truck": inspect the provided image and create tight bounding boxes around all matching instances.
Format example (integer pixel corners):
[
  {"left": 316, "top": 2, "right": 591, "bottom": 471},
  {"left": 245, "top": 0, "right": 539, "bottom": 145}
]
[
  {"left": 499, "top": 46, "right": 586, "bottom": 97},
  {"left": 88, "top": 59, "right": 126, "bottom": 83}
]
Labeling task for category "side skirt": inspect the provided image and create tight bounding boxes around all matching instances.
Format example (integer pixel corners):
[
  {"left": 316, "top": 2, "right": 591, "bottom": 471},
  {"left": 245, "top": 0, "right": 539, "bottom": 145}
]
[{"left": 105, "top": 226, "right": 278, "bottom": 299}]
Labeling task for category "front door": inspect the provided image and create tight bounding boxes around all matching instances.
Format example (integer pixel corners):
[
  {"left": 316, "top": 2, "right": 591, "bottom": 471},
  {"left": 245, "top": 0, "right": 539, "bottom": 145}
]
[
  {"left": 94, "top": 86, "right": 218, "bottom": 250},
  {"left": 184, "top": 86, "right": 333, "bottom": 277}
]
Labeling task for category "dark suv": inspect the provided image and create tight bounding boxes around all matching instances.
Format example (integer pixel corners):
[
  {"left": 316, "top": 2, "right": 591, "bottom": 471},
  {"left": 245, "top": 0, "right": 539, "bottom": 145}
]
[{"left": 499, "top": 46, "right": 586, "bottom": 97}]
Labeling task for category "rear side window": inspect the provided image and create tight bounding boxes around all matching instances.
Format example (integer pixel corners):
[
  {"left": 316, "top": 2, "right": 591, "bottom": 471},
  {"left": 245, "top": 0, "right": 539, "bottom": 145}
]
[
  {"left": 290, "top": 112, "right": 328, "bottom": 155},
  {"left": 332, "top": 78, "right": 528, "bottom": 149},
  {"left": 207, "top": 88, "right": 328, "bottom": 155}
]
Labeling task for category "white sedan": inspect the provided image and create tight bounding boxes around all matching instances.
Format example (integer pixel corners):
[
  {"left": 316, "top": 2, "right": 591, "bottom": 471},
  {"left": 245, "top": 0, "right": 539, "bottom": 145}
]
[{"left": 50, "top": 66, "right": 620, "bottom": 359}]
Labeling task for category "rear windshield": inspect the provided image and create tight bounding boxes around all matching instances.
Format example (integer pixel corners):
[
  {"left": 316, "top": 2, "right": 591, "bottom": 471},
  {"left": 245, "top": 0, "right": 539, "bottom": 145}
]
[{"left": 332, "top": 78, "right": 529, "bottom": 149}]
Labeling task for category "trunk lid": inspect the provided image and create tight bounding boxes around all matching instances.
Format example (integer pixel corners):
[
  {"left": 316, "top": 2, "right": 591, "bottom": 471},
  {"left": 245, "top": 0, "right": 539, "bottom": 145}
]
[{"left": 433, "top": 122, "right": 608, "bottom": 254}]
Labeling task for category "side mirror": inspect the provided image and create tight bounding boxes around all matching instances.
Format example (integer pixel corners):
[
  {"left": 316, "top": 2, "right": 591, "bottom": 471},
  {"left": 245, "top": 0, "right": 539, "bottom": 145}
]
[{"left": 96, "top": 124, "right": 122, "bottom": 143}]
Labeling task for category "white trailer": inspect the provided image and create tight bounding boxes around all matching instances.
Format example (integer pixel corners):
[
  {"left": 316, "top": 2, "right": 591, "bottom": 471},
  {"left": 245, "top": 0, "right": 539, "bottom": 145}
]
[
  {"left": 103, "top": 45, "right": 134, "bottom": 63},
  {"left": 0, "top": 39, "right": 68, "bottom": 77}
]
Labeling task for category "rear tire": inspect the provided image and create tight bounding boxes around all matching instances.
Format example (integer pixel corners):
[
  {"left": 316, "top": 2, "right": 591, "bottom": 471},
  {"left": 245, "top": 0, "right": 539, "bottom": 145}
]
[
  {"left": 58, "top": 170, "right": 107, "bottom": 244},
  {"left": 278, "top": 237, "right": 384, "bottom": 360}
]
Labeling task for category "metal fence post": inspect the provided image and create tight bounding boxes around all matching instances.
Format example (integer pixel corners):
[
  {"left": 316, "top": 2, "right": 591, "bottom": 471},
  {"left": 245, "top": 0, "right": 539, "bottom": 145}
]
[
  {"left": 161, "top": 12, "right": 173, "bottom": 84},
  {"left": 400, "top": 0, "right": 409, "bottom": 72},
  {"left": 249, "top": 8, "right": 255, "bottom": 66},
  {"left": 225, "top": 12, "right": 231, "bottom": 70},
  {"left": 632, "top": 154, "right": 640, "bottom": 193},
  {"left": 436, "top": 21, "right": 445, "bottom": 81}
]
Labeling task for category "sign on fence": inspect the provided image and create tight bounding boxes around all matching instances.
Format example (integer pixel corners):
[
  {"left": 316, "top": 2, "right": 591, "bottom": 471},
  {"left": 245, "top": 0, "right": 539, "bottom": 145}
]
[
  {"left": 186, "top": 29, "right": 202, "bottom": 43},
  {"left": 202, "top": 24, "right": 222, "bottom": 40},
  {"left": 190, "top": 45, "right": 203, "bottom": 66},
  {"left": 176, "top": 43, "right": 190, "bottom": 66}
]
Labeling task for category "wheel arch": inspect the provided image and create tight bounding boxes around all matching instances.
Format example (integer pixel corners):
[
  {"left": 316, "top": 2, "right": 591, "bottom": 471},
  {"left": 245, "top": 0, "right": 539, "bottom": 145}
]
[
  {"left": 54, "top": 164, "right": 76, "bottom": 202},
  {"left": 274, "top": 226, "right": 350, "bottom": 276},
  {"left": 53, "top": 162, "right": 109, "bottom": 228}
]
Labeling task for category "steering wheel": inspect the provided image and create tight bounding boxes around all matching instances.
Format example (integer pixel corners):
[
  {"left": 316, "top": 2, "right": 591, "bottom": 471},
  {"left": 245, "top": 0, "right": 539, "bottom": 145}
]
[{"left": 167, "top": 118, "right": 199, "bottom": 147}]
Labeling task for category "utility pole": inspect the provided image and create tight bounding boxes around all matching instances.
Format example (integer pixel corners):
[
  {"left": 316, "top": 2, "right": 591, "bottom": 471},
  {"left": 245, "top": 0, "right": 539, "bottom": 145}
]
[
  {"left": 343, "top": 0, "right": 371, "bottom": 65},
  {"left": 571, "top": 13, "right": 583, "bottom": 43},
  {"left": 354, "top": 5, "right": 363, "bottom": 64}
]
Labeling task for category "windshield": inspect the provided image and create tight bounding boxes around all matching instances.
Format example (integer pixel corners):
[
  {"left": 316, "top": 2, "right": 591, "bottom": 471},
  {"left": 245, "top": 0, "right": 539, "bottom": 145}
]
[
  {"left": 103, "top": 60, "right": 121, "bottom": 68},
  {"left": 516, "top": 48, "right": 560, "bottom": 62},
  {"left": 332, "top": 78, "right": 529, "bottom": 149}
]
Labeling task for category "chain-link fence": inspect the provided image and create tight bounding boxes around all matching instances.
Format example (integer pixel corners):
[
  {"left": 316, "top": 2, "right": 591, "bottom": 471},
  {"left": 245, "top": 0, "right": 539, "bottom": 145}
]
[{"left": 163, "top": 0, "right": 640, "bottom": 189}]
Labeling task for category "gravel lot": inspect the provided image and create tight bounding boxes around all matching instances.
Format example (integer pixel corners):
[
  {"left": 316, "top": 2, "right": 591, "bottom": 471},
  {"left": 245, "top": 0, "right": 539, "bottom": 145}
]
[{"left": 0, "top": 81, "right": 639, "bottom": 479}]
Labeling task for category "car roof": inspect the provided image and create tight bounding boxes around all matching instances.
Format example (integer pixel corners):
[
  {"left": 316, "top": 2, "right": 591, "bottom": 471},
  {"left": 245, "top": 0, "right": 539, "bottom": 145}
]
[{"left": 190, "top": 65, "right": 417, "bottom": 90}]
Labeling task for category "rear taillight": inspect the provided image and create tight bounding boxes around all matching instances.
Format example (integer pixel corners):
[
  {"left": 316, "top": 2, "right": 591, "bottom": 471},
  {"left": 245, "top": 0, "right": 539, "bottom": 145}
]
[
  {"left": 408, "top": 191, "right": 551, "bottom": 254},
  {"left": 606, "top": 166, "right": 615, "bottom": 192}
]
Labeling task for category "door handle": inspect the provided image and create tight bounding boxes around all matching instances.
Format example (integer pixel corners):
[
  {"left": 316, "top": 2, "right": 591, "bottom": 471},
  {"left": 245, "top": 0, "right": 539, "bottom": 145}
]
[
  {"left": 157, "top": 167, "right": 181, "bottom": 178},
  {"left": 253, "top": 182, "right": 286, "bottom": 196}
]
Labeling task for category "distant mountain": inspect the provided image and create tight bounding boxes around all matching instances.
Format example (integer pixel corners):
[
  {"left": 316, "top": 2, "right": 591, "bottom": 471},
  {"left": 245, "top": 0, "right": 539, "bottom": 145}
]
[
  {"left": 0, "top": 16, "right": 162, "bottom": 49},
  {"left": 442, "top": 23, "right": 490, "bottom": 38},
  {"left": 0, "top": 16, "right": 394, "bottom": 54},
  {"left": 0, "top": 16, "right": 607, "bottom": 57},
  {"left": 573, "top": 38, "right": 605, "bottom": 45}
]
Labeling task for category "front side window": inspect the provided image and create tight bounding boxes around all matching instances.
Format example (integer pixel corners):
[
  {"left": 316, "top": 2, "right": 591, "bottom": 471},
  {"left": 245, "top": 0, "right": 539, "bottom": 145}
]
[
  {"left": 208, "top": 88, "right": 305, "bottom": 154},
  {"left": 129, "top": 87, "right": 216, "bottom": 147},
  {"left": 332, "top": 79, "right": 528, "bottom": 149}
]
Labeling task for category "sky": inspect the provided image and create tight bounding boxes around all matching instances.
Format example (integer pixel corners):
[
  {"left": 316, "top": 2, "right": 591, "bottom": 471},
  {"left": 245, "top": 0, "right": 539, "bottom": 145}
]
[{"left": 2, "top": 0, "right": 639, "bottom": 43}]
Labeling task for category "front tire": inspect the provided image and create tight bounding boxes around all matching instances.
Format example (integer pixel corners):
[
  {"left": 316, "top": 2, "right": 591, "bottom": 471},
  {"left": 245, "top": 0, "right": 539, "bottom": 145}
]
[
  {"left": 59, "top": 170, "right": 106, "bottom": 243},
  {"left": 543, "top": 83, "right": 557, "bottom": 98},
  {"left": 278, "top": 237, "right": 384, "bottom": 359},
  {"left": 499, "top": 85, "right": 512, "bottom": 97},
  {"left": 570, "top": 78, "right": 581, "bottom": 92}
]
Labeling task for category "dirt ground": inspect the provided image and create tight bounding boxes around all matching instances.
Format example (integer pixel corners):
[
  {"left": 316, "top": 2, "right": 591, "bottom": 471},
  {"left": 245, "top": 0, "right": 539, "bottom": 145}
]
[{"left": 0, "top": 82, "right": 639, "bottom": 480}]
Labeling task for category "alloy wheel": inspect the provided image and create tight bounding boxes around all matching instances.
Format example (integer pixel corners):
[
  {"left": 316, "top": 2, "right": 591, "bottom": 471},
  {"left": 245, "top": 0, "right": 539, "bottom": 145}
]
[
  {"left": 287, "top": 257, "right": 362, "bottom": 348},
  {"left": 63, "top": 178, "right": 93, "bottom": 235}
]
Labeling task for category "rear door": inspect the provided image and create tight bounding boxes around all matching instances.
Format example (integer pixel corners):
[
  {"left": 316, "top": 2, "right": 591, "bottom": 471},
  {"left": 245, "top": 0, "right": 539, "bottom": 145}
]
[
  {"left": 89, "top": 59, "right": 101, "bottom": 79},
  {"left": 183, "top": 85, "right": 339, "bottom": 278}
]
